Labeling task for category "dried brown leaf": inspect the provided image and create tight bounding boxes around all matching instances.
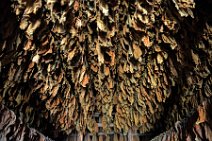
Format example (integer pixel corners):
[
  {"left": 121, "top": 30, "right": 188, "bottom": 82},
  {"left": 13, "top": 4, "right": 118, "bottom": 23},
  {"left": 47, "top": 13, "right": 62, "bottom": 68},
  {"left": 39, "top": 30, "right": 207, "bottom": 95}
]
[
  {"left": 142, "top": 36, "right": 152, "bottom": 48},
  {"left": 133, "top": 43, "right": 142, "bottom": 59},
  {"left": 157, "top": 53, "right": 164, "bottom": 64},
  {"left": 67, "top": 48, "right": 76, "bottom": 61},
  {"left": 81, "top": 74, "right": 89, "bottom": 87}
]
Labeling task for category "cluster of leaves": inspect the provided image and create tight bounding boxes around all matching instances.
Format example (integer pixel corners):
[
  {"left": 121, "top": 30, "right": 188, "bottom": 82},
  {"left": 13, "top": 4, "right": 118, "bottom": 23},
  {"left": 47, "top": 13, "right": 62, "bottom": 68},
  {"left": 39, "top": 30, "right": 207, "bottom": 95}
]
[
  {"left": 151, "top": 99, "right": 212, "bottom": 141},
  {"left": 0, "top": 104, "right": 54, "bottom": 141},
  {"left": 0, "top": 0, "right": 211, "bottom": 139}
]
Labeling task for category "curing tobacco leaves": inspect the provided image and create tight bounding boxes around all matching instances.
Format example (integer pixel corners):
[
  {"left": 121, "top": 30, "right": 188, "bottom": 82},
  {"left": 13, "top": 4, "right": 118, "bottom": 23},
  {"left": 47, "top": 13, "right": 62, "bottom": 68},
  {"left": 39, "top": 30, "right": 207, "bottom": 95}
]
[{"left": 0, "top": 0, "right": 212, "bottom": 140}]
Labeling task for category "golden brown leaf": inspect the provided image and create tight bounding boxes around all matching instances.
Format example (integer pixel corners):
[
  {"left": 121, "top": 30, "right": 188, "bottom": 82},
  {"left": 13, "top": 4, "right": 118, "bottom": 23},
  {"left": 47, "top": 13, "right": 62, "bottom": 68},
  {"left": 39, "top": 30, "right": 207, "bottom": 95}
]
[
  {"left": 67, "top": 48, "right": 76, "bottom": 61},
  {"left": 142, "top": 36, "right": 152, "bottom": 48},
  {"left": 132, "top": 43, "right": 142, "bottom": 59},
  {"left": 81, "top": 74, "right": 90, "bottom": 87},
  {"left": 157, "top": 53, "right": 164, "bottom": 64}
]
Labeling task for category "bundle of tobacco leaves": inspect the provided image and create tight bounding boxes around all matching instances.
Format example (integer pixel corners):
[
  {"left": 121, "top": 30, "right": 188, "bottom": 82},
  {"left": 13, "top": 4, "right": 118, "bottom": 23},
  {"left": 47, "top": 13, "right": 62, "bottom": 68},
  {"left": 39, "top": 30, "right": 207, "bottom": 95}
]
[
  {"left": 0, "top": 104, "right": 54, "bottom": 141},
  {"left": 0, "top": 0, "right": 211, "bottom": 139},
  {"left": 151, "top": 99, "right": 212, "bottom": 141}
]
